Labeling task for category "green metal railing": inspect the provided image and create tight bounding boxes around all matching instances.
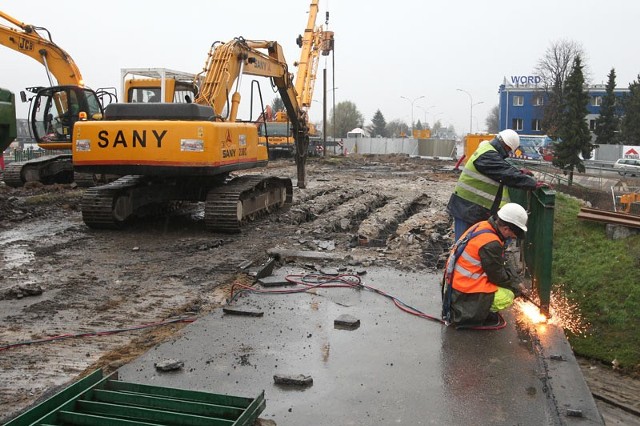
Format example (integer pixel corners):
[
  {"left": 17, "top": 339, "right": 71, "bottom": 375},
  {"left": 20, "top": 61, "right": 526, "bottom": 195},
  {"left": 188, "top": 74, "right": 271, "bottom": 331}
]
[
  {"left": 5, "top": 369, "right": 266, "bottom": 425},
  {"left": 509, "top": 187, "right": 556, "bottom": 316}
]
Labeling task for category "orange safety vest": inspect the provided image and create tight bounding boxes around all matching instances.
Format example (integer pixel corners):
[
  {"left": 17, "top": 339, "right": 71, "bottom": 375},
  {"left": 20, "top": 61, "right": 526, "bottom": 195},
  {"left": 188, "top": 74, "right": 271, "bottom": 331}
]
[{"left": 449, "top": 220, "right": 502, "bottom": 294}]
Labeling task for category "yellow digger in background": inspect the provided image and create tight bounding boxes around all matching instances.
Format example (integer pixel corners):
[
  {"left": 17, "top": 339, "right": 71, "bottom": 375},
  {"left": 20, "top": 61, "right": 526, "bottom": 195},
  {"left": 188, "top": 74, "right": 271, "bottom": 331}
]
[{"left": 73, "top": 37, "right": 310, "bottom": 231}]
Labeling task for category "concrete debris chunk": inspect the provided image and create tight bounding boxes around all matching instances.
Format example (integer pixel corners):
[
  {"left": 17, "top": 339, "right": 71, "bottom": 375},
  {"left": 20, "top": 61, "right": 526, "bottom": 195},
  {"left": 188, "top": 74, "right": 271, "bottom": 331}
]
[
  {"left": 223, "top": 306, "right": 264, "bottom": 317},
  {"left": 0, "top": 283, "right": 44, "bottom": 300},
  {"left": 258, "top": 276, "right": 294, "bottom": 287},
  {"left": 334, "top": 314, "right": 361, "bottom": 330},
  {"left": 273, "top": 374, "right": 313, "bottom": 387},
  {"left": 154, "top": 359, "right": 184, "bottom": 372},
  {"left": 565, "top": 409, "right": 583, "bottom": 417}
]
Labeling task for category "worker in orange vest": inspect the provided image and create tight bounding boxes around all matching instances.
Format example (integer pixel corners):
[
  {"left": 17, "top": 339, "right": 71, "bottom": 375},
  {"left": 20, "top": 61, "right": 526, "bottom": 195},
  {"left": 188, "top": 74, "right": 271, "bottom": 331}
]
[{"left": 442, "top": 203, "right": 528, "bottom": 329}]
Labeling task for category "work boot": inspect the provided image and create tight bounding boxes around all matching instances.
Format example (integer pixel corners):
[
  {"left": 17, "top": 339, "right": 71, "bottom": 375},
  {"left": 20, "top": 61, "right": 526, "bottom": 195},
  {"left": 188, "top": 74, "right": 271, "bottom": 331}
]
[{"left": 483, "top": 312, "right": 501, "bottom": 327}]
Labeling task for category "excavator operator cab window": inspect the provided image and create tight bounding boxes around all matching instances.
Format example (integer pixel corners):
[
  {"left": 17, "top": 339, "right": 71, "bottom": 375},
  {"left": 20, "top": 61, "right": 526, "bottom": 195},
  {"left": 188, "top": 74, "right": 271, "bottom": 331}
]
[
  {"left": 128, "top": 88, "right": 161, "bottom": 103},
  {"left": 31, "top": 86, "right": 103, "bottom": 144}
]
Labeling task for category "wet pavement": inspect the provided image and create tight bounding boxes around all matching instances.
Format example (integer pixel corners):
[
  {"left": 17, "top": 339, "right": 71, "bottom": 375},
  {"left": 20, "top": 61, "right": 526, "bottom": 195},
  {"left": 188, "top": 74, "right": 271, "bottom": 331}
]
[{"left": 118, "top": 267, "right": 603, "bottom": 425}]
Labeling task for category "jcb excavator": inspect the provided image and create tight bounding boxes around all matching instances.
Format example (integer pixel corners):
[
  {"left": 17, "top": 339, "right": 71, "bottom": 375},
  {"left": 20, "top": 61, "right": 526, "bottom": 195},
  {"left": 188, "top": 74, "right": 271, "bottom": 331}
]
[
  {"left": 73, "top": 37, "right": 310, "bottom": 232},
  {"left": 0, "top": 10, "right": 116, "bottom": 187},
  {"left": 1, "top": 10, "right": 198, "bottom": 187},
  {"left": 257, "top": 0, "right": 333, "bottom": 155}
]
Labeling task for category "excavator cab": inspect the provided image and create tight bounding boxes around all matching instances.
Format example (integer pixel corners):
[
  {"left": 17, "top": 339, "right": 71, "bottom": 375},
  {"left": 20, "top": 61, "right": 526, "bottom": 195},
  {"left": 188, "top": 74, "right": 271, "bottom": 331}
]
[{"left": 29, "top": 85, "right": 103, "bottom": 148}]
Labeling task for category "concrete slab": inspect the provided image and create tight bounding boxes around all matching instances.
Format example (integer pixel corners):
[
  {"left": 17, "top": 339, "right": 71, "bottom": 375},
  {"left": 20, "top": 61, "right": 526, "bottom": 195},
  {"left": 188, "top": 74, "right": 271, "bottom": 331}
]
[{"left": 118, "top": 267, "right": 603, "bottom": 425}]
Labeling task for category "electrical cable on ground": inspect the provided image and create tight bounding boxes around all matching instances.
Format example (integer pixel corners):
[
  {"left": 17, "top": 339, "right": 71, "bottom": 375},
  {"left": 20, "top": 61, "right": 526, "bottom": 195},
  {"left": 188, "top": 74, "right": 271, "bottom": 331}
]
[
  {"left": 0, "top": 316, "right": 195, "bottom": 352},
  {"left": 230, "top": 273, "right": 446, "bottom": 325},
  {"left": 231, "top": 273, "right": 507, "bottom": 330}
]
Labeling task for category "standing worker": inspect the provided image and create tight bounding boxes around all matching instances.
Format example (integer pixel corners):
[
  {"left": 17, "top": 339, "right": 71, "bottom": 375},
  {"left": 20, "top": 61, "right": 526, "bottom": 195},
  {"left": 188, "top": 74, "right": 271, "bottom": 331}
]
[
  {"left": 442, "top": 203, "right": 529, "bottom": 328},
  {"left": 447, "top": 129, "right": 545, "bottom": 241}
]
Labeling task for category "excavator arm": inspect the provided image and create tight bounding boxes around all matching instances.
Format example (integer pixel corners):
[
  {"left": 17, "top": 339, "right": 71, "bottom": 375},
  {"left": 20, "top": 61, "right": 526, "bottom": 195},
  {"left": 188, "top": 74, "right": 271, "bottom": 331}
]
[
  {"left": 195, "top": 37, "right": 310, "bottom": 185},
  {"left": 0, "top": 10, "right": 84, "bottom": 86}
]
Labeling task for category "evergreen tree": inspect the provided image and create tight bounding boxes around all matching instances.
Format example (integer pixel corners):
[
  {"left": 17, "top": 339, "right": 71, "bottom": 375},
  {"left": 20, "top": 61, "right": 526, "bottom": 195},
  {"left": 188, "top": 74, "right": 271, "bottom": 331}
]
[
  {"left": 542, "top": 81, "right": 563, "bottom": 139},
  {"left": 370, "top": 109, "right": 387, "bottom": 137},
  {"left": 415, "top": 120, "right": 423, "bottom": 130},
  {"left": 620, "top": 75, "right": 640, "bottom": 145},
  {"left": 271, "top": 97, "right": 285, "bottom": 113},
  {"left": 594, "top": 68, "right": 620, "bottom": 145},
  {"left": 552, "top": 56, "right": 593, "bottom": 185}
]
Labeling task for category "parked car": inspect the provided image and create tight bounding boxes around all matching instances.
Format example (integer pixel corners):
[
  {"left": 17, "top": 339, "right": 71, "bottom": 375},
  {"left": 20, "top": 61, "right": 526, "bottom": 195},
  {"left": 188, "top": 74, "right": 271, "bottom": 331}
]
[{"left": 614, "top": 158, "right": 640, "bottom": 176}]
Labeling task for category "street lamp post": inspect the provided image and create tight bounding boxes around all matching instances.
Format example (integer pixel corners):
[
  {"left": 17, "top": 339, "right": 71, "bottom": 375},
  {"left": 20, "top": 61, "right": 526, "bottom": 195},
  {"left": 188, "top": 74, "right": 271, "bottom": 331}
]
[
  {"left": 456, "top": 88, "right": 483, "bottom": 135},
  {"left": 400, "top": 95, "right": 425, "bottom": 136},
  {"left": 417, "top": 105, "right": 435, "bottom": 128}
]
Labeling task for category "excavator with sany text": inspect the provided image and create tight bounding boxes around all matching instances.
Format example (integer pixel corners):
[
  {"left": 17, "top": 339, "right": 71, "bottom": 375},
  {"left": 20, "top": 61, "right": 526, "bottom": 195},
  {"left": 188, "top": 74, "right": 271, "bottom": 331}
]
[{"left": 73, "top": 37, "right": 310, "bottom": 232}]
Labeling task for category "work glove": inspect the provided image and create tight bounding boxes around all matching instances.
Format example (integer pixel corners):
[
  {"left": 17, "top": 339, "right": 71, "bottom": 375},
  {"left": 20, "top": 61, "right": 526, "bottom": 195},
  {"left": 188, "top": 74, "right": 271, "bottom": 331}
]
[
  {"left": 520, "top": 168, "right": 534, "bottom": 176},
  {"left": 512, "top": 283, "right": 528, "bottom": 298},
  {"left": 535, "top": 181, "right": 551, "bottom": 189}
]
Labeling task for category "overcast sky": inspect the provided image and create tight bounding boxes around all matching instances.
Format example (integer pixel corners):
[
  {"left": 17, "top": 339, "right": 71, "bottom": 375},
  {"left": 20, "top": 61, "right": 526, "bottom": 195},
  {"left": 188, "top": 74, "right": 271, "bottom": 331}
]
[{"left": 2, "top": 0, "right": 640, "bottom": 136}]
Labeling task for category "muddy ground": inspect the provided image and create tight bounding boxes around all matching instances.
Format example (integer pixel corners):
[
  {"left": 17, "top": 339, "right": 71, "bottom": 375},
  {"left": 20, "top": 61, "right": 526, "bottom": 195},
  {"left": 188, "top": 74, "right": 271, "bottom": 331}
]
[{"left": 0, "top": 154, "right": 638, "bottom": 424}]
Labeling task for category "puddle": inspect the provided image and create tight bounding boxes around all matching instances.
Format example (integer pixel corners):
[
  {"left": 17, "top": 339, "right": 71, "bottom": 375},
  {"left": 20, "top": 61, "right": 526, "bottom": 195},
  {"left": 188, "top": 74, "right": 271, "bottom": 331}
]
[{"left": 2, "top": 244, "right": 35, "bottom": 269}]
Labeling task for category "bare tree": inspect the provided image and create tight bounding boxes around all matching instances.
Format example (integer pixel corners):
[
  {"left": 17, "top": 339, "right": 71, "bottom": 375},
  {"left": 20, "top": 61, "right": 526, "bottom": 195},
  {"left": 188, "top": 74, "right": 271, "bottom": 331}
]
[
  {"left": 535, "top": 39, "right": 590, "bottom": 139},
  {"left": 485, "top": 105, "right": 499, "bottom": 133},
  {"left": 534, "top": 39, "right": 589, "bottom": 89}
]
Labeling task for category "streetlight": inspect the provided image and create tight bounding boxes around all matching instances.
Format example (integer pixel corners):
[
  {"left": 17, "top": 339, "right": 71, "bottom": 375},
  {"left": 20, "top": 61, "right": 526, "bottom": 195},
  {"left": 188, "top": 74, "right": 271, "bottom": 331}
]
[
  {"left": 456, "top": 88, "right": 483, "bottom": 135},
  {"left": 400, "top": 95, "right": 425, "bottom": 135},
  {"left": 417, "top": 105, "right": 435, "bottom": 127}
]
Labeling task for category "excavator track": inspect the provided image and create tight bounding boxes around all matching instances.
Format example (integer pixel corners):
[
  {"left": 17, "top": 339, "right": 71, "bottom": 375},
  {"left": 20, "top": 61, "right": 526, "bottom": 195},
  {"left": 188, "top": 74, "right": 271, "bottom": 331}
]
[
  {"left": 2, "top": 161, "right": 26, "bottom": 187},
  {"left": 2, "top": 155, "right": 73, "bottom": 188},
  {"left": 205, "top": 175, "right": 293, "bottom": 232},
  {"left": 81, "top": 175, "right": 145, "bottom": 229}
]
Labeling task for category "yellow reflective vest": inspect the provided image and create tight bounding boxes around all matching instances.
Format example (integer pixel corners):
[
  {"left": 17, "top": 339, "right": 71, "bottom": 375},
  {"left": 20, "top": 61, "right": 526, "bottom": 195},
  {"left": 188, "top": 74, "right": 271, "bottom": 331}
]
[{"left": 454, "top": 142, "right": 510, "bottom": 211}]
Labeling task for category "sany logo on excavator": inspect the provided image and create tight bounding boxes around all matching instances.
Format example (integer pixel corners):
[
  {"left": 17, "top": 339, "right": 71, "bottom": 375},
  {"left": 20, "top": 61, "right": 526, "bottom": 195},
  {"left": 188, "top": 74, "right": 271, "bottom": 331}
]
[{"left": 222, "top": 130, "right": 236, "bottom": 159}]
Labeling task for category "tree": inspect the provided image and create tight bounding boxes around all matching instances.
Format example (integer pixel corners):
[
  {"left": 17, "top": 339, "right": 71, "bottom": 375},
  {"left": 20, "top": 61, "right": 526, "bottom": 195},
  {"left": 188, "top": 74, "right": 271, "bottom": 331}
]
[
  {"left": 415, "top": 120, "right": 424, "bottom": 130},
  {"left": 329, "top": 101, "right": 364, "bottom": 138},
  {"left": 385, "top": 119, "right": 409, "bottom": 138},
  {"left": 369, "top": 109, "right": 387, "bottom": 137},
  {"left": 271, "top": 96, "right": 285, "bottom": 113},
  {"left": 552, "top": 56, "right": 593, "bottom": 186},
  {"left": 620, "top": 75, "right": 640, "bottom": 145},
  {"left": 535, "top": 39, "right": 588, "bottom": 139},
  {"left": 485, "top": 105, "right": 499, "bottom": 133},
  {"left": 594, "top": 68, "right": 620, "bottom": 145},
  {"left": 535, "top": 39, "right": 588, "bottom": 89}
]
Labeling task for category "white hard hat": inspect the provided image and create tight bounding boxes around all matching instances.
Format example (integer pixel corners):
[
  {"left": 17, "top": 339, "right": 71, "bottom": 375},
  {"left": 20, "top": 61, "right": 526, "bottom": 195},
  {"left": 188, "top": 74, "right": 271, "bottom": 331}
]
[
  {"left": 498, "top": 129, "right": 520, "bottom": 151},
  {"left": 497, "top": 203, "right": 528, "bottom": 234}
]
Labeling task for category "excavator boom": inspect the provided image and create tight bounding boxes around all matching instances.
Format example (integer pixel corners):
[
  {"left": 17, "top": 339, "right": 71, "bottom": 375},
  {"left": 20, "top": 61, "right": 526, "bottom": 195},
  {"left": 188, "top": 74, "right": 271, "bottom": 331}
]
[{"left": 0, "top": 10, "right": 84, "bottom": 86}]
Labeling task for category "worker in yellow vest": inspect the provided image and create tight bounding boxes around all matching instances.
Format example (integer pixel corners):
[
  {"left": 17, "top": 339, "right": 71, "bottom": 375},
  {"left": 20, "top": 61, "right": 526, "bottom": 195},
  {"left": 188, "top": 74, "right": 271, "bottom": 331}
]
[
  {"left": 447, "top": 129, "right": 545, "bottom": 241},
  {"left": 442, "top": 203, "right": 528, "bottom": 328}
]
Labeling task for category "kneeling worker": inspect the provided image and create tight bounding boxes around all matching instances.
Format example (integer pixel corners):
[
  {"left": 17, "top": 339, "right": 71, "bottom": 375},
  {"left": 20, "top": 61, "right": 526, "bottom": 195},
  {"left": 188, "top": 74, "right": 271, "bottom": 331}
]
[{"left": 442, "top": 203, "right": 528, "bottom": 328}]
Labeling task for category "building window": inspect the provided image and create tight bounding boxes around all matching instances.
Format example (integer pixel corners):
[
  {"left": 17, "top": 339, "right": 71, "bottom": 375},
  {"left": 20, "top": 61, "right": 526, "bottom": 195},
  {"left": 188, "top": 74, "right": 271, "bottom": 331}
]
[
  {"left": 512, "top": 118, "right": 523, "bottom": 131},
  {"left": 589, "top": 119, "right": 597, "bottom": 131},
  {"left": 532, "top": 119, "right": 541, "bottom": 131},
  {"left": 591, "top": 96, "right": 602, "bottom": 106},
  {"left": 533, "top": 95, "right": 544, "bottom": 106},
  {"left": 513, "top": 95, "right": 524, "bottom": 106}
]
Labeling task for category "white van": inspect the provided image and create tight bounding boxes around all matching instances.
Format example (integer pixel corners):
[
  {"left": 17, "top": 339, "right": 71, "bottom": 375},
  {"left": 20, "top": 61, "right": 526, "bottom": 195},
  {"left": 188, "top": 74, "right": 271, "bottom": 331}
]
[{"left": 614, "top": 158, "right": 640, "bottom": 176}]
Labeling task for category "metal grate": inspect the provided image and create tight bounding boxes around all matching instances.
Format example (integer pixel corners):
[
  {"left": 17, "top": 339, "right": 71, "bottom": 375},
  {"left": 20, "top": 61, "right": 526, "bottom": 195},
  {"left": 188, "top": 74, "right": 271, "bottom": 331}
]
[{"left": 6, "top": 369, "right": 265, "bottom": 426}]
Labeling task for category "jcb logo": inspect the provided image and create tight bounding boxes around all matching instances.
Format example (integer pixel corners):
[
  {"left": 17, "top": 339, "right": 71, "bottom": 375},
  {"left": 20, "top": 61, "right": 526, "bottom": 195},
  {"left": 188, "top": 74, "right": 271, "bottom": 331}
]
[{"left": 19, "top": 37, "right": 34, "bottom": 51}]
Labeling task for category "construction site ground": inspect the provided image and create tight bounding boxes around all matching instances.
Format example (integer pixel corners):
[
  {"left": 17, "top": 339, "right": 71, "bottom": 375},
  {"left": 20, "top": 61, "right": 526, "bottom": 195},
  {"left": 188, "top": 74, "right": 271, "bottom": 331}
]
[{"left": 0, "top": 154, "right": 638, "bottom": 424}]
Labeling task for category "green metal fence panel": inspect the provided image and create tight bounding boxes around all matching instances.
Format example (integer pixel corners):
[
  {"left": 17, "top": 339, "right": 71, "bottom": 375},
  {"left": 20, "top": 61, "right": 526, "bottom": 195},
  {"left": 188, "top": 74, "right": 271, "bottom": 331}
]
[
  {"left": 509, "top": 187, "right": 556, "bottom": 316},
  {"left": 5, "top": 369, "right": 266, "bottom": 426}
]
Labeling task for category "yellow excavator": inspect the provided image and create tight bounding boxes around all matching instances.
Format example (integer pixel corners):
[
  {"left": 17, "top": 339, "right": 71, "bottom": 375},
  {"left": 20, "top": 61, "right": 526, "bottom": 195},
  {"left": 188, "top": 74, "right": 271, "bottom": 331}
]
[
  {"left": 257, "top": 0, "right": 333, "bottom": 155},
  {"left": 0, "top": 10, "right": 199, "bottom": 187},
  {"left": 0, "top": 10, "right": 116, "bottom": 187},
  {"left": 73, "top": 37, "right": 310, "bottom": 232}
]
